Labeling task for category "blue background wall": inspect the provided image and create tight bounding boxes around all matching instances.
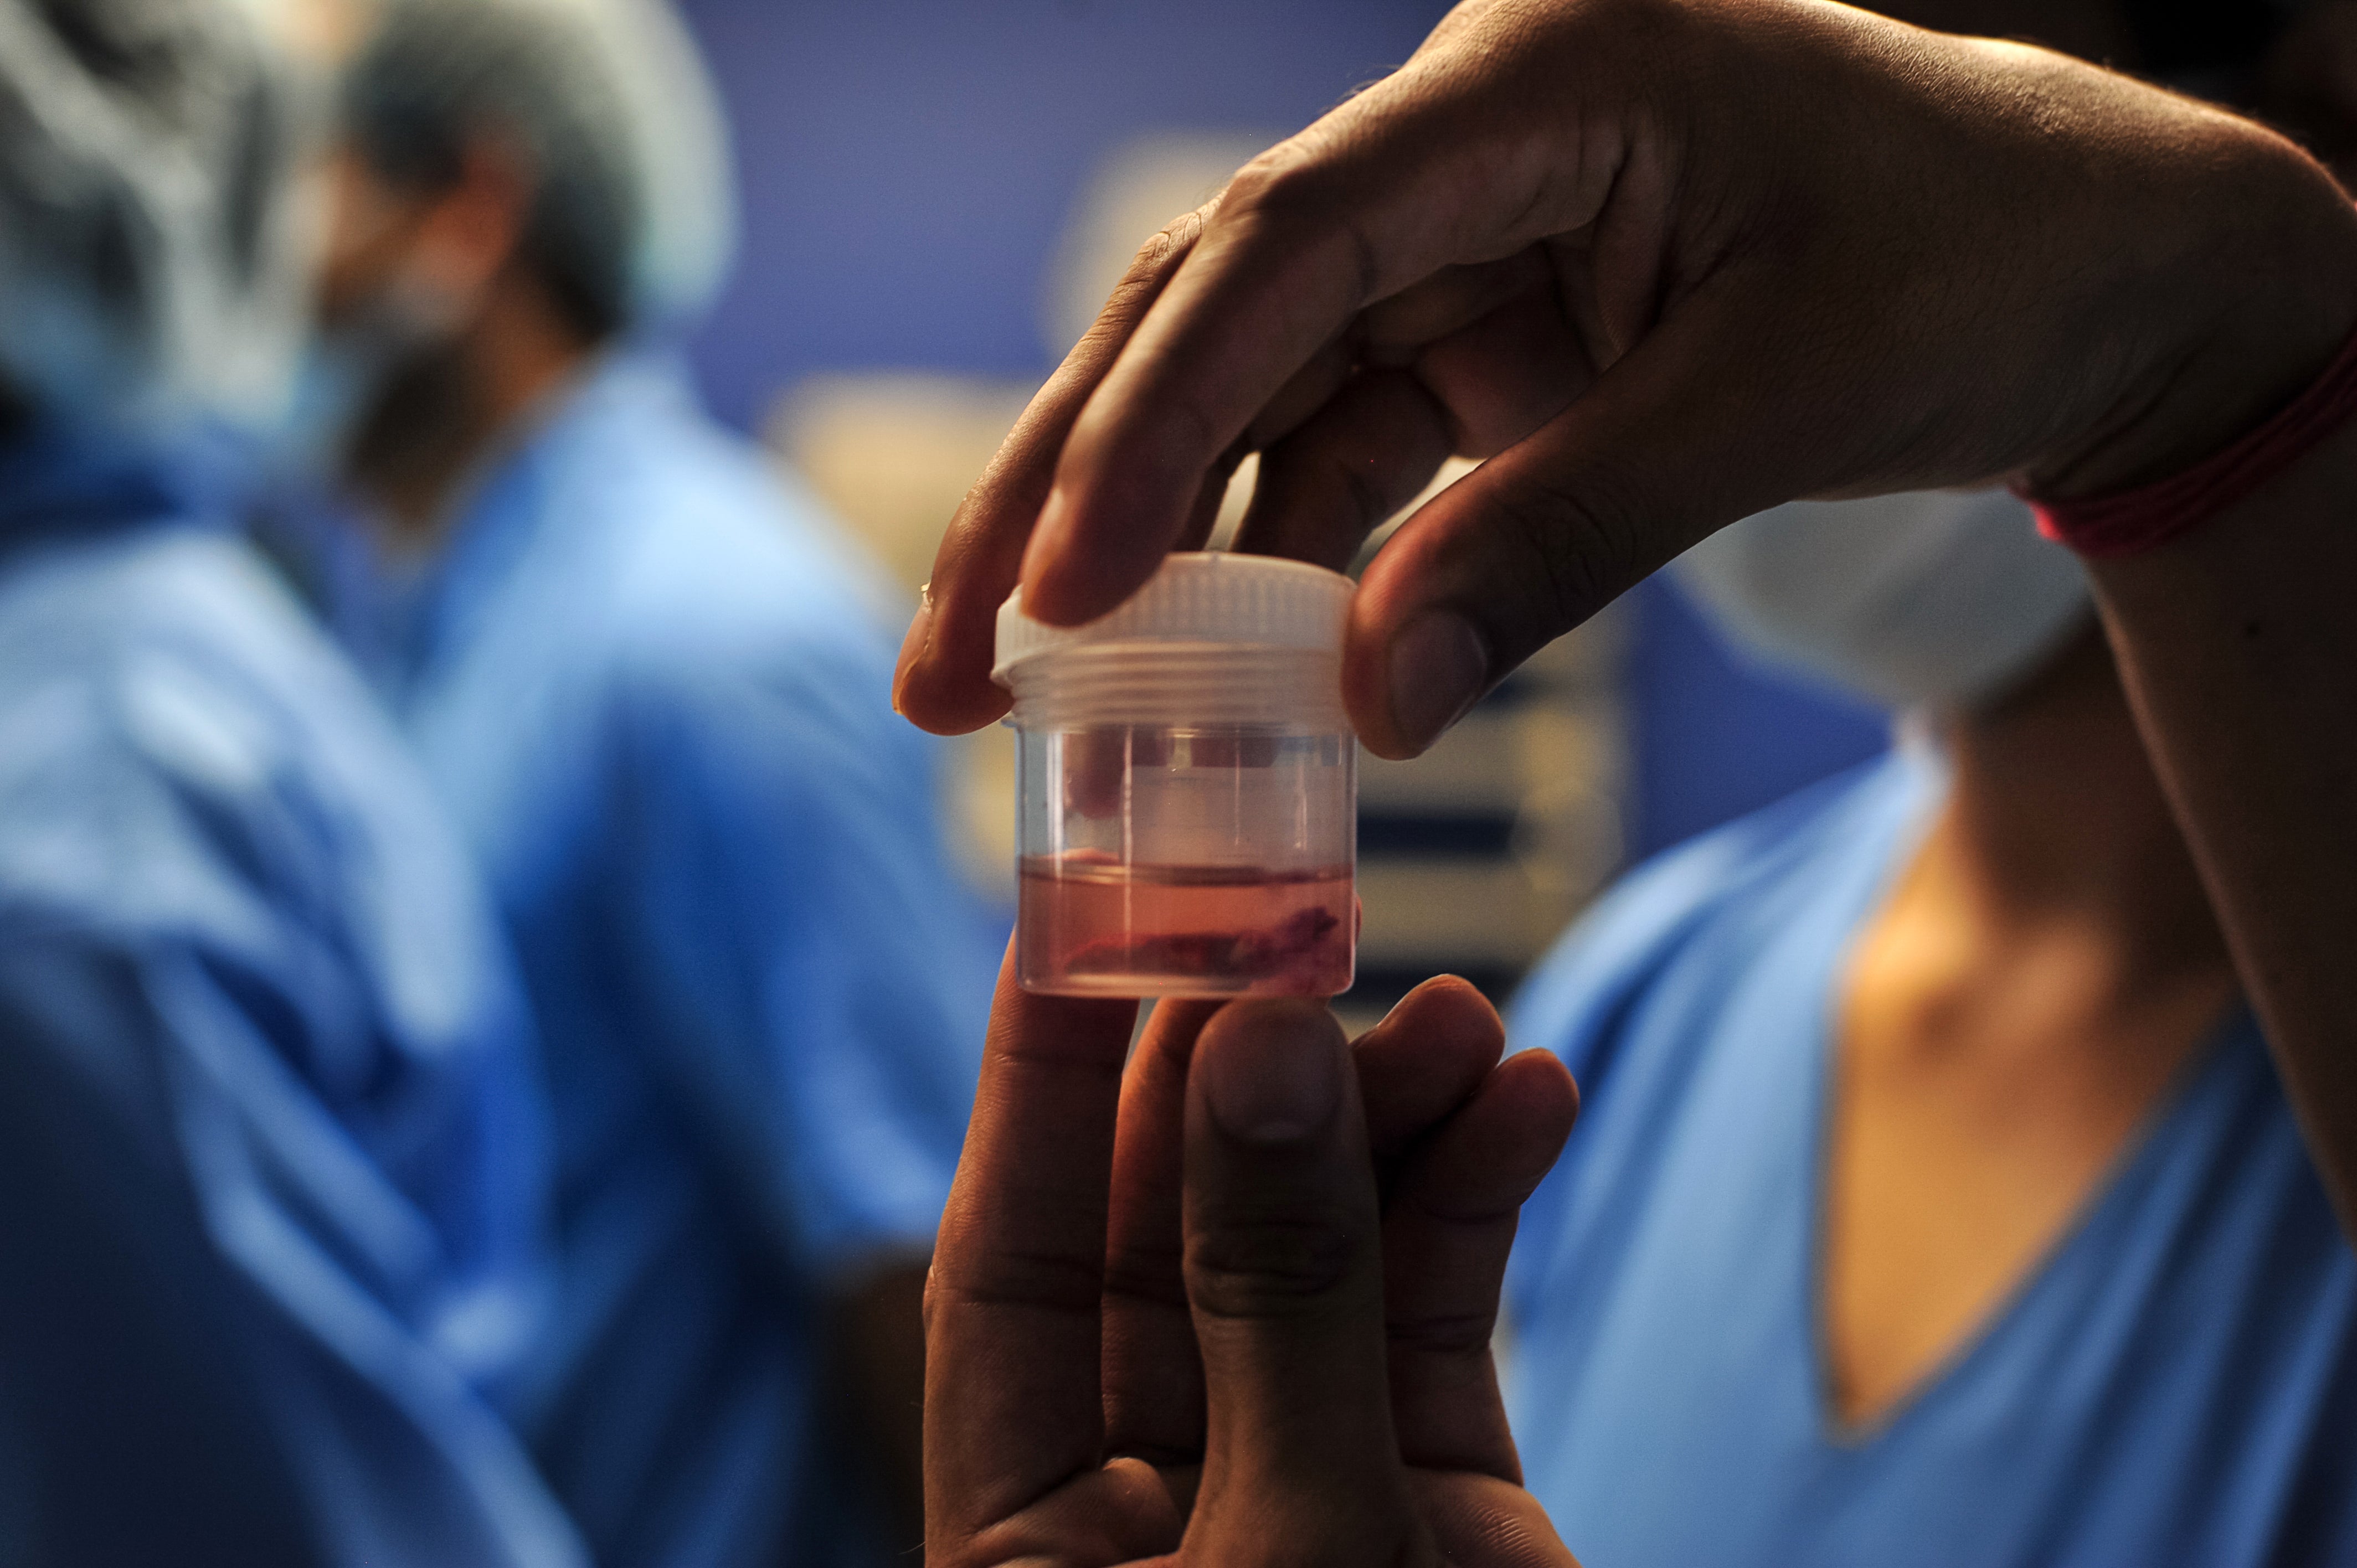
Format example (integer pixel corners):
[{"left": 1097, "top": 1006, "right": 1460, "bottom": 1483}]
[
  {"left": 671, "top": 0, "right": 1888, "bottom": 863},
  {"left": 1626, "top": 581, "right": 1886, "bottom": 856}
]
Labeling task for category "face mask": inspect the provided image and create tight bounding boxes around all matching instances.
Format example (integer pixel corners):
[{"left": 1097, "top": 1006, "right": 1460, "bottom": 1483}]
[
  {"left": 1670, "top": 489, "right": 2092, "bottom": 710},
  {"left": 264, "top": 271, "right": 469, "bottom": 478},
  {"left": 271, "top": 333, "right": 374, "bottom": 475}
]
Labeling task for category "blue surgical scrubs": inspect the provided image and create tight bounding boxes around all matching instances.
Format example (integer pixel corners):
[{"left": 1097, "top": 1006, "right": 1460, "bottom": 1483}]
[
  {"left": 0, "top": 428, "right": 580, "bottom": 1568},
  {"left": 306, "top": 357, "right": 1000, "bottom": 1568},
  {"left": 1506, "top": 750, "right": 2357, "bottom": 1566}
]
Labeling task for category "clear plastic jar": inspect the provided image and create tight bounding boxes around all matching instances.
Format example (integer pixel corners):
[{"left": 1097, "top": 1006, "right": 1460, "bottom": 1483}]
[{"left": 994, "top": 552, "right": 1356, "bottom": 998}]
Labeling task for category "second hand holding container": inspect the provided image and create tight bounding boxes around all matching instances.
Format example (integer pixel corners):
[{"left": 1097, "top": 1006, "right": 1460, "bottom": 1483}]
[{"left": 994, "top": 551, "right": 1357, "bottom": 998}]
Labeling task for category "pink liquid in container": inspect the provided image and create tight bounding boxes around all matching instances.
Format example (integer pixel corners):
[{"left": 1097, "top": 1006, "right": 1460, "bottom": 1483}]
[{"left": 994, "top": 553, "right": 1356, "bottom": 998}]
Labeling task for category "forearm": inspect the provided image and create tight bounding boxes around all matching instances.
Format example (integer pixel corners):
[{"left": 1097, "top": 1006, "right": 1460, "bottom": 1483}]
[{"left": 2092, "top": 410, "right": 2357, "bottom": 1239}]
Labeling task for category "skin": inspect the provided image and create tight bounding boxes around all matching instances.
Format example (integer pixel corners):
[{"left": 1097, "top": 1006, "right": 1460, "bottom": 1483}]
[
  {"left": 318, "top": 136, "right": 937, "bottom": 1544},
  {"left": 1827, "top": 625, "right": 2238, "bottom": 1427},
  {"left": 2092, "top": 414, "right": 2357, "bottom": 1286},
  {"left": 910, "top": 1, "right": 2357, "bottom": 1560}
]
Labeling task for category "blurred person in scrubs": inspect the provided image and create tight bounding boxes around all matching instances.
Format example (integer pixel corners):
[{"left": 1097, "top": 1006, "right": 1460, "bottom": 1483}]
[
  {"left": 271, "top": 1, "right": 1002, "bottom": 1562},
  {"left": 0, "top": 1, "right": 579, "bottom": 1564},
  {"left": 1502, "top": 488, "right": 2357, "bottom": 1564}
]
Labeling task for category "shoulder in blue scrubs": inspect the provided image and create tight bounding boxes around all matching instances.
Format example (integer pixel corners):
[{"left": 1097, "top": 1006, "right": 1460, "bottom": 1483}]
[
  {"left": 310, "top": 357, "right": 1002, "bottom": 1568},
  {"left": 0, "top": 427, "right": 580, "bottom": 1568},
  {"left": 1504, "top": 749, "right": 2357, "bottom": 1566}
]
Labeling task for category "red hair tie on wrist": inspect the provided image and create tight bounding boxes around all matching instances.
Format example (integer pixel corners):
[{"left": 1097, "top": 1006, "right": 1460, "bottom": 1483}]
[{"left": 2021, "top": 323, "right": 2357, "bottom": 559}]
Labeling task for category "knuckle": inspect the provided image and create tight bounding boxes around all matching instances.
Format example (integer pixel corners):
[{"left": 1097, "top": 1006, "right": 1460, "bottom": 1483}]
[
  {"left": 932, "top": 1241, "right": 1106, "bottom": 1318},
  {"left": 1223, "top": 137, "right": 1324, "bottom": 213},
  {"left": 1221, "top": 141, "right": 1385, "bottom": 307},
  {"left": 1121, "top": 203, "right": 1210, "bottom": 292},
  {"left": 1102, "top": 1237, "right": 1190, "bottom": 1308},
  {"left": 1385, "top": 1306, "right": 1497, "bottom": 1357},
  {"left": 1073, "top": 203, "right": 1217, "bottom": 362},
  {"left": 1185, "top": 1213, "right": 1361, "bottom": 1321}
]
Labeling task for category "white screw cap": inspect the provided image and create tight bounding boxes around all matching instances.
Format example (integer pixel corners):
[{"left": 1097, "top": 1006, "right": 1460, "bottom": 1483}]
[{"left": 993, "top": 551, "right": 1352, "bottom": 687}]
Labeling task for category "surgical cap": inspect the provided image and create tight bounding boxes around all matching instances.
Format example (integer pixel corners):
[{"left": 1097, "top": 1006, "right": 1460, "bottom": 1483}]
[
  {"left": 0, "top": 0, "right": 316, "bottom": 433},
  {"left": 341, "top": 0, "right": 735, "bottom": 339}
]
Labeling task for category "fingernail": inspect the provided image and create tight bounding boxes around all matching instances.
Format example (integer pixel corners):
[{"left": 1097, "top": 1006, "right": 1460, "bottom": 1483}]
[
  {"left": 1201, "top": 1022, "right": 1342, "bottom": 1146},
  {"left": 891, "top": 598, "right": 932, "bottom": 715},
  {"left": 1386, "top": 611, "right": 1487, "bottom": 750}
]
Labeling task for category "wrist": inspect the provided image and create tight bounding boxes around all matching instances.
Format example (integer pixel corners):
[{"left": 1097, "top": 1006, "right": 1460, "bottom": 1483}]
[{"left": 2027, "top": 137, "right": 2357, "bottom": 502}]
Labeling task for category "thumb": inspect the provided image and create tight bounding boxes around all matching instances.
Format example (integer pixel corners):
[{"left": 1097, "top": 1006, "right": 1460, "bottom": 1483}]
[
  {"left": 1179, "top": 1000, "right": 1435, "bottom": 1567},
  {"left": 1346, "top": 286, "right": 1831, "bottom": 759}
]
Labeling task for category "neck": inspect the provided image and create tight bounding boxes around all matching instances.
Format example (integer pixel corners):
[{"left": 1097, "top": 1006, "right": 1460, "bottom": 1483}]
[
  {"left": 346, "top": 269, "right": 594, "bottom": 550},
  {"left": 1915, "top": 623, "right": 2233, "bottom": 989}
]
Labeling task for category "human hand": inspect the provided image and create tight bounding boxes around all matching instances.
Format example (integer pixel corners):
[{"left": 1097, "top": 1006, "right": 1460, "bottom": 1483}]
[
  {"left": 896, "top": 0, "right": 2357, "bottom": 757},
  {"left": 923, "top": 963, "right": 1581, "bottom": 1566}
]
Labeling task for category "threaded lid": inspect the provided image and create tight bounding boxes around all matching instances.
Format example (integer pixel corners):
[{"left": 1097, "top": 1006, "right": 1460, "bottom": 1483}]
[{"left": 993, "top": 552, "right": 1352, "bottom": 687}]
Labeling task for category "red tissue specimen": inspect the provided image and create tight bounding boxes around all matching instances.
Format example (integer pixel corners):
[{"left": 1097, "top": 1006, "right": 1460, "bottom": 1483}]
[
  {"left": 1018, "top": 856, "right": 1354, "bottom": 996},
  {"left": 1062, "top": 904, "right": 1343, "bottom": 984}
]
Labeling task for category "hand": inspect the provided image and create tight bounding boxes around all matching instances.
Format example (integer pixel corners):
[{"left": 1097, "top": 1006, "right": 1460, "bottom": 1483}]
[
  {"left": 923, "top": 961, "right": 1582, "bottom": 1566},
  {"left": 896, "top": 0, "right": 2357, "bottom": 757}
]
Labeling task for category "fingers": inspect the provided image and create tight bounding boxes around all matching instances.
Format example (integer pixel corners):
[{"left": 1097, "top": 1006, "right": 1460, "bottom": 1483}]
[
  {"left": 1015, "top": 174, "right": 1394, "bottom": 626},
  {"left": 1178, "top": 999, "right": 1435, "bottom": 1565},
  {"left": 1102, "top": 999, "right": 1221, "bottom": 1464},
  {"left": 1017, "top": 42, "right": 1634, "bottom": 628},
  {"left": 895, "top": 207, "right": 1212, "bottom": 736},
  {"left": 1344, "top": 978, "right": 1579, "bottom": 1479},
  {"left": 1102, "top": 978, "right": 1500, "bottom": 1462},
  {"left": 1228, "top": 253, "right": 1597, "bottom": 579},
  {"left": 1346, "top": 284, "right": 1812, "bottom": 757},
  {"left": 1358, "top": 251, "right": 1559, "bottom": 363},
  {"left": 924, "top": 945, "right": 1139, "bottom": 1544},
  {"left": 1408, "top": 277, "right": 1599, "bottom": 460},
  {"left": 1383, "top": 1048, "right": 1577, "bottom": 1477},
  {"left": 1089, "top": 983, "right": 1574, "bottom": 1564},
  {"left": 1351, "top": 975, "right": 1506, "bottom": 1166},
  {"left": 1229, "top": 368, "right": 1455, "bottom": 571}
]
